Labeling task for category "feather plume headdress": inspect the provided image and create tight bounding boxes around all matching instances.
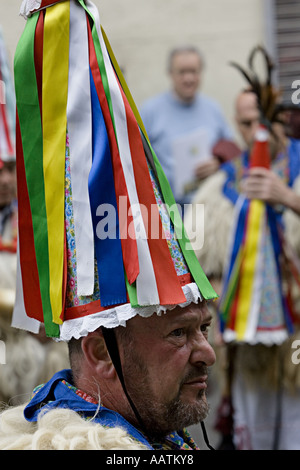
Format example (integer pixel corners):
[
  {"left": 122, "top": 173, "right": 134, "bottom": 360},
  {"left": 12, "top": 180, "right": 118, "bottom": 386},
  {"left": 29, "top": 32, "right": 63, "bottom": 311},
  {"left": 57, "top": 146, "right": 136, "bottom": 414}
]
[
  {"left": 13, "top": 0, "right": 217, "bottom": 340},
  {"left": 229, "top": 45, "right": 300, "bottom": 136}
]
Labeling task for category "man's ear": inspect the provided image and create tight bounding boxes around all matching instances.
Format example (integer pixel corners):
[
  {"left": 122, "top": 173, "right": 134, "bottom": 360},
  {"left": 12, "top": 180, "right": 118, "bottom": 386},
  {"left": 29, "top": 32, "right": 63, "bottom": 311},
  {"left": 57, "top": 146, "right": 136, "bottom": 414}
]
[{"left": 81, "top": 331, "right": 116, "bottom": 379}]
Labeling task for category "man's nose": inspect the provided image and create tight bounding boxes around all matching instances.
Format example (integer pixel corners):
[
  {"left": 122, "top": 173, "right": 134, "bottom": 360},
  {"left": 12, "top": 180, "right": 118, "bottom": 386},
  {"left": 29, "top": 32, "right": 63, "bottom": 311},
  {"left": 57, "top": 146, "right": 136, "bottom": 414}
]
[{"left": 190, "top": 334, "right": 216, "bottom": 367}]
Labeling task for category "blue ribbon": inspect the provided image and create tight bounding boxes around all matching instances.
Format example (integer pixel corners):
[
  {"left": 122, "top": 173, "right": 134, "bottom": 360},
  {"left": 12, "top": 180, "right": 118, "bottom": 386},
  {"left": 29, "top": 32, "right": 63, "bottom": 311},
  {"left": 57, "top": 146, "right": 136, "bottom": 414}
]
[
  {"left": 288, "top": 138, "right": 300, "bottom": 187},
  {"left": 88, "top": 69, "right": 127, "bottom": 307}
]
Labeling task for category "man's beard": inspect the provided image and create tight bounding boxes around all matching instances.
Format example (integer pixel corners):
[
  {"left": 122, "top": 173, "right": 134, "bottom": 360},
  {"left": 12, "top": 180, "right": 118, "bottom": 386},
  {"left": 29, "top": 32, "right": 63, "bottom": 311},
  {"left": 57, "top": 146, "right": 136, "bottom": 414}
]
[
  {"left": 155, "top": 382, "right": 210, "bottom": 439},
  {"left": 121, "top": 347, "right": 210, "bottom": 440}
]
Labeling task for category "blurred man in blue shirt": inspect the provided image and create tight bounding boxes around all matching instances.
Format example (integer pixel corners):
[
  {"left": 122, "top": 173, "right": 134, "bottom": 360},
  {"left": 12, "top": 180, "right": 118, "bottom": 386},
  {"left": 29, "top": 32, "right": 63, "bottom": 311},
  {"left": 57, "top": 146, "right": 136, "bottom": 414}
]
[{"left": 140, "top": 46, "right": 235, "bottom": 206}]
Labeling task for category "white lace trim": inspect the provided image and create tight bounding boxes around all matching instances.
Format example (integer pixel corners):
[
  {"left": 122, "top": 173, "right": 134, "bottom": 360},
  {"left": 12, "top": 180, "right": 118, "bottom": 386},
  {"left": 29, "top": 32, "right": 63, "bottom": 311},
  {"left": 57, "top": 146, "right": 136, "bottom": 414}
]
[
  {"left": 20, "top": 0, "right": 67, "bottom": 18},
  {"left": 20, "top": 0, "right": 42, "bottom": 18},
  {"left": 223, "top": 328, "right": 289, "bottom": 346},
  {"left": 59, "top": 283, "right": 203, "bottom": 341}
]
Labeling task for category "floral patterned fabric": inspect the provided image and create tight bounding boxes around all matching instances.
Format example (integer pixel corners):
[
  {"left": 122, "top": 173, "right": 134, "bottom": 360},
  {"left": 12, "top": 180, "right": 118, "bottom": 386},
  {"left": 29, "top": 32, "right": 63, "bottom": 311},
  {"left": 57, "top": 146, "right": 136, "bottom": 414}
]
[{"left": 64, "top": 134, "right": 189, "bottom": 309}]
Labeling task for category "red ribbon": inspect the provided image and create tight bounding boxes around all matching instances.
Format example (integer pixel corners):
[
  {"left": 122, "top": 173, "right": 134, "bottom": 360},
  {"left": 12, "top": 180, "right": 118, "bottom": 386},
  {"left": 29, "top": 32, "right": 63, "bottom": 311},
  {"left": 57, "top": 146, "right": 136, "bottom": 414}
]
[
  {"left": 116, "top": 77, "right": 186, "bottom": 305},
  {"left": 16, "top": 111, "right": 44, "bottom": 321}
]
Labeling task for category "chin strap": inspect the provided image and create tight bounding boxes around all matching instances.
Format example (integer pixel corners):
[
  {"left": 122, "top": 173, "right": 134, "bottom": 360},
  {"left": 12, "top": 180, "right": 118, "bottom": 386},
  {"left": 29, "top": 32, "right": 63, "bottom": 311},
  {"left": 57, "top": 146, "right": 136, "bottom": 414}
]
[
  {"left": 201, "top": 421, "right": 215, "bottom": 450},
  {"left": 101, "top": 326, "right": 146, "bottom": 432}
]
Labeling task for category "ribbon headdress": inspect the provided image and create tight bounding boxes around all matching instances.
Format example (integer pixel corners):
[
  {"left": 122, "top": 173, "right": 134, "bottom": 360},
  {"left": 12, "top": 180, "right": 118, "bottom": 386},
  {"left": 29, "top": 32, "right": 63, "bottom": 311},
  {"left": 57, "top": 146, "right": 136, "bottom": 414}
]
[
  {"left": 218, "top": 46, "right": 300, "bottom": 345},
  {"left": 13, "top": 0, "right": 217, "bottom": 340}
]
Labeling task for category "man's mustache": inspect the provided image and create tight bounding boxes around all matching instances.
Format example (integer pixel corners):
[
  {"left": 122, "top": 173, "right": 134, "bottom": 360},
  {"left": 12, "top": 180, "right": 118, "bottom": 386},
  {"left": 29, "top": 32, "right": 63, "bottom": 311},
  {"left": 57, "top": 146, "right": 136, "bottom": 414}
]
[{"left": 180, "top": 365, "right": 209, "bottom": 387}]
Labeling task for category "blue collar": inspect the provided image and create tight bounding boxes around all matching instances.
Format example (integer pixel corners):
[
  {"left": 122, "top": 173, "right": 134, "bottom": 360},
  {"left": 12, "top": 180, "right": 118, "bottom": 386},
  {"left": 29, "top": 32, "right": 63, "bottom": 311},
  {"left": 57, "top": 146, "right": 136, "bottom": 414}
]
[{"left": 24, "top": 369, "right": 153, "bottom": 449}]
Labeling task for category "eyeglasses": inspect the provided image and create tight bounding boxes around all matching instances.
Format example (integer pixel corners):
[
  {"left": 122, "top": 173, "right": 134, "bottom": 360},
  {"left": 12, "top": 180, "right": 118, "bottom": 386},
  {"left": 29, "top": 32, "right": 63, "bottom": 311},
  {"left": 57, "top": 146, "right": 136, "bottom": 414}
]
[
  {"left": 172, "top": 68, "right": 201, "bottom": 77},
  {"left": 238, "top": 119, "right": 259, "bottom": 128}
]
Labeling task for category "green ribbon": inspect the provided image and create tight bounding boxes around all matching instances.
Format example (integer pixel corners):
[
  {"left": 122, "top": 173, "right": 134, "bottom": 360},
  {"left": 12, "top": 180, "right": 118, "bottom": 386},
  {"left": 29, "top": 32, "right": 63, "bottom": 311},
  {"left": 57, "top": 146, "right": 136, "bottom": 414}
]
[{"left": 14, "top": 13, "right": 59, "bottom": 337}]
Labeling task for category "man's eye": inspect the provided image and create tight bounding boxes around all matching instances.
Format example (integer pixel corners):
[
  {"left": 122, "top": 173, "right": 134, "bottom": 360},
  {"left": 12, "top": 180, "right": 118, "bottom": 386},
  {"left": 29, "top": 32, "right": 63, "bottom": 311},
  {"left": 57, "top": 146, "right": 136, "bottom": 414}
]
[
  {"left": 171, "top": 328, "right": 184, "bottom": 337},
  {"left": 201, "top": 323, "right": 211, "bottom": 335}
]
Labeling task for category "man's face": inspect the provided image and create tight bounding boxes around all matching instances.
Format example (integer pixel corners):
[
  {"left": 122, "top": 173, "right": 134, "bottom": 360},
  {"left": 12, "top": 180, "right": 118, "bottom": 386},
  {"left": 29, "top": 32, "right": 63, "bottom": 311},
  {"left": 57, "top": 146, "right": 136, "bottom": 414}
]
[
  {"left": 118, "top": 302, "right": 216, "bottom": 438},
  {"left": 169, "top": 52, "right": 202, "bottom": 103},
  {"left": 235, "top": 92, "right": 260, "bottom": 148},
  {"left": 235, "top": 91, "right": 286, "bottom": 159},
  {"left": 0, "top": 161, "right": 16, "bottom": 209}
]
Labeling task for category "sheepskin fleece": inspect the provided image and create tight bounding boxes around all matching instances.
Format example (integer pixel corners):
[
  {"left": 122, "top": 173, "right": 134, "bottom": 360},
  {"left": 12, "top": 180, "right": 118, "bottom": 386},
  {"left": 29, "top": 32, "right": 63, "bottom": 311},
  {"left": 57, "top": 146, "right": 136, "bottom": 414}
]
[
  {"left": 0, "top": 404, "right": 147, "bottom": 450},
  {"left": 0, "top": 319, "right": 70, "bottom": 405}
]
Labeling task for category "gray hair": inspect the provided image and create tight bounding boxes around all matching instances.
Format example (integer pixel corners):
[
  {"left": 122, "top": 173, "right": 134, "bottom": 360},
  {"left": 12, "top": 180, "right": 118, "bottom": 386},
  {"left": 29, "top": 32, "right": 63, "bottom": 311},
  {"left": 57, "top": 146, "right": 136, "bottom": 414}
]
[{"left": 167, "top": 45, "right": 205, "bottom": 72}]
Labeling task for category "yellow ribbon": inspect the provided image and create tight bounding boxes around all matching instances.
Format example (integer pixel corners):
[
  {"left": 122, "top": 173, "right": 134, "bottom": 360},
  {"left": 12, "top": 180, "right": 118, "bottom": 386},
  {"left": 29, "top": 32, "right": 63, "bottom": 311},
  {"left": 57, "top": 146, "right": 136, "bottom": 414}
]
[
  {"left": 235, "top": 199, "right": 264, "bottom": 340},
  {"left": 42, "top": 2, "right": 70, "bottom": 324}
]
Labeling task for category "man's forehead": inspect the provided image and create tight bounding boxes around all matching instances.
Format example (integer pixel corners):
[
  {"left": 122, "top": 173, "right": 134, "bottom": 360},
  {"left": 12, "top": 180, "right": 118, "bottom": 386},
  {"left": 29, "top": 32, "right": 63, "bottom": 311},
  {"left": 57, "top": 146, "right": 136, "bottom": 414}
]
[
  {"left": 236, "top": 93, "right": 258, "bottom": 112},
  {"left": 172, "top": 52, "right": 201, "bottom": 67},
  {"left": 167, "top": 302, "right": 210, "bottom": 322},
  {"left": 145, "top": 303, "right": 211, "bottom": 329},
  {"left": 124, "top": 303, "right": 211, "bottom": 335}
]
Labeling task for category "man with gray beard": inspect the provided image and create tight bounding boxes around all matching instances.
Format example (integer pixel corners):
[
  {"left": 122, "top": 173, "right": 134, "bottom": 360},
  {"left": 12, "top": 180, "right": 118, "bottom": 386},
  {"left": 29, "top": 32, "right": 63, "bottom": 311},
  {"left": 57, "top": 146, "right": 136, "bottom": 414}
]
[{"left": 67, "top": 302, "right": 215, "bottom": 447}]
